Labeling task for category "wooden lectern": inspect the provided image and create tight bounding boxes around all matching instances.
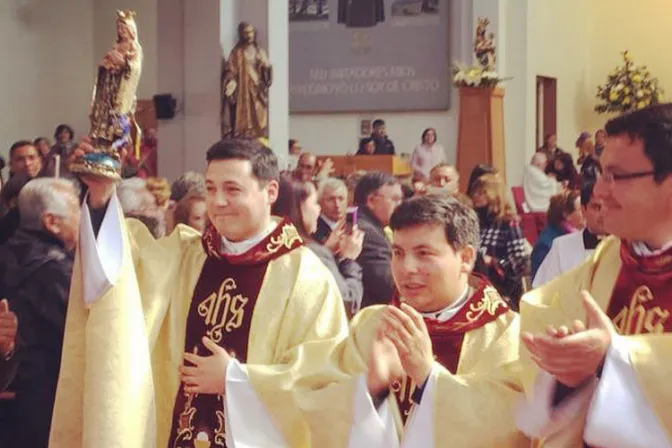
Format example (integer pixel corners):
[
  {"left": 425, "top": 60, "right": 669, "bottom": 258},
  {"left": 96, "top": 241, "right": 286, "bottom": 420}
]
[
  {"left": 316, "top": 155, "right": 412, "bottom": 177},
  {"left": 456, "top": 87, "right": 506, "bottom": 192}
]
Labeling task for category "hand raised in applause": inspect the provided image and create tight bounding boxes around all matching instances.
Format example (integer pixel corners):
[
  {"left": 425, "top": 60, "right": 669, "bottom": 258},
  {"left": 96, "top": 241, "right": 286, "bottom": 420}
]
[
  {"left": 367, "top": 326, "right": 403, "bottom": 397},
  {"left": 381, "top": 303, "right": 434, "bottom": 386},
  {"left": 0, "top": 299, "right": 18, "bottom": 357},
  {"left": 324, "top": 221, "right": 345, "bottom": 255},
  {"left": 521, "top": 291, "right": 614, "bottom": 387},
  {"left": 181, "top": 337, "right": 233, "bottom": 395}
]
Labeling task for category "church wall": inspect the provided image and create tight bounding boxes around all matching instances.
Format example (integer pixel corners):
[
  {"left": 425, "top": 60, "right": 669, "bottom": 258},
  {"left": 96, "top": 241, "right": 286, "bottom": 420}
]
[
  {"left": 584, "top": 0, "right": 672, "bottom": 132},
  {"left": 289, "top": 0, "right": 474, "bottom": 169},
  {"left": 0, "top": 0, "right": 95, "bottom": 159}
]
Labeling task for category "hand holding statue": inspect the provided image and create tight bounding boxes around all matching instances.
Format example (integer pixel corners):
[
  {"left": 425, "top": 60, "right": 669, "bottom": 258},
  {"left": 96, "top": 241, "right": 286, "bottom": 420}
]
[
  {"left": 74, "top": 137, "right": 117, "bottom": 209},
  {"left": 521, "top": 291, "right": 614, "bottom": 387}
]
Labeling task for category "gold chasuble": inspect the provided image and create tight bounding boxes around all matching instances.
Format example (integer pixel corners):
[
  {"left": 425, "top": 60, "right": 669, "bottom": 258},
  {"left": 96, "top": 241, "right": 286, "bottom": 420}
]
[
  {"left": 49, "top": 203, "right": 348, "bottom": 448},
  {"left": 520, "top": 236, "right": 672, "bottom": 447},
  {"left": 301, "top": 275, "right": 529, "bottom": 447}
]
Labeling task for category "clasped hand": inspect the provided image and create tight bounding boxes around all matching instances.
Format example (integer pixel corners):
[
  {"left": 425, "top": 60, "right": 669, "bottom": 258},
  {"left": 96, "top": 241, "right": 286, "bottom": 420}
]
[
  {"left": 522, "top": 291, "right": 615, "bottom": 387},
  {"left": 0, "top": 299, "right": 17, "bottom": 357},
  {"left": 180, "top": 336, "right": 232, "bottom": 395}
]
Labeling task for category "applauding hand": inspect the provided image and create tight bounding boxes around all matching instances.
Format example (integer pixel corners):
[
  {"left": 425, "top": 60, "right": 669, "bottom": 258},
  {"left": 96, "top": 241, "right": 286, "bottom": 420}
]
[
  {"left": 181, "top": 337, "right": 232, "bottom": 395},
  {"left": 367, "top": 326, "right": 403, "bottom": 397},
  {"left": 381, "top": 303, "right": 434, "bottom": 386},
  {"left": 0, "top": 299, "right": 17, "bottom": 357},
  {"left": 522, "top": 291, "right": 614, "bottom": 387}
]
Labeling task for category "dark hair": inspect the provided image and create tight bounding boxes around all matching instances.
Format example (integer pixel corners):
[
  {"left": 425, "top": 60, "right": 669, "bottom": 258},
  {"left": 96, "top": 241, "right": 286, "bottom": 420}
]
[
  {"left": 54, "top": 124, "right": 74, "bottom": 141},
  {"left": 353, "top": 171, "right": 398, "bottom": 206},
  {"left": 9, "top": 140, "right": 35, "bottom": 159},
  {"left": 421, "top": 127, "right": 437, "bottom": 143},
  {"left": 390, "top": 195, "right": 480, "bottom": 251},
  {"left": 289, "top": 139, "right": 297, "bottom": 150},
  {"left": 171, "top": 171, "right": 205, "bottom": 201},
  {"left": 372, "top": 119, "right": 385, "bottom": 129},
  {"left": 272, "top": 174, "right": 313, "bottom": 238},
  {"left": 34, "top": 137, "right": 50, "bottom": 147},
  {"left": 605, "top": 103, "right": 672, "bottom": 183},
  {"left": 206, "top": 138, "right": 279, "bottom": 184},
  {"left": 580, "top": 181, "right": 595, "bottom": 207},
  {"left": 547, "top": 190, "right": 581, "bottom": 227},
  {"left": 357, "top": 137, "right": 374, "bottom": 154},
  {"left": 237, "top": 22, "right": 257, "bottom": 44},
  {"left": 0, "top": 172, "right": 30, "bottom": 208},
  {"left": 466, "top": 164, "right": 497, "bottom": 196}
]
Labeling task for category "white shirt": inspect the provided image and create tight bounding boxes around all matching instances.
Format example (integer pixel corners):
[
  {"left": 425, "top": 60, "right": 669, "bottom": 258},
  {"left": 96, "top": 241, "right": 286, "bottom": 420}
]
[
  {"left": 532, "top": 230, "right": 595, "bottom": 287},
  {"left": 320, "top": 215, "right": 339, "bottom": 231},
  {"left": 418, "top": 286, "right": 470, "bottom": 323},
  {"left": 220, "top": 221, "right": 278, "bottom": 255},
  {"left": 523, "top": 164, "right": 560, "bottom": 212}
]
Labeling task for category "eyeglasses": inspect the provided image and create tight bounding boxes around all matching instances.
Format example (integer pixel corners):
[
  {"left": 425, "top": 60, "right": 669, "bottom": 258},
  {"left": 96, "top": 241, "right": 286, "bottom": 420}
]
[{"left": 598, "top": 170, "right": 655, "bottom": 184}]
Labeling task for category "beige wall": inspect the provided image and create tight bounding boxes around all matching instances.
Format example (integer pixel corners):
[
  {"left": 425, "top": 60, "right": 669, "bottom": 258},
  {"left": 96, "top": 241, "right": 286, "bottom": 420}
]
[{"left": 0, "top": 0, "right": 94, "bottom": 158}]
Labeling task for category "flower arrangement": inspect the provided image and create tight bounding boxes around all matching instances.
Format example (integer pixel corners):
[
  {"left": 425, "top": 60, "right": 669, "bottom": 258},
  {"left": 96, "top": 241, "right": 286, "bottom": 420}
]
[
  {"left": 452, "top": 63, "right": 502, "bottom": 88},
  {"left": 595, "top": 50, "right": 664, "bottom": 114}
]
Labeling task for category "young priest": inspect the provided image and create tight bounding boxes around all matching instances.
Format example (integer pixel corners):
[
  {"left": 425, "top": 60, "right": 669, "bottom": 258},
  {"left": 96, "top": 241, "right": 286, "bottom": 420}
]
[{"left": 301, "top": 195, "right": 529, "bottom": 447}]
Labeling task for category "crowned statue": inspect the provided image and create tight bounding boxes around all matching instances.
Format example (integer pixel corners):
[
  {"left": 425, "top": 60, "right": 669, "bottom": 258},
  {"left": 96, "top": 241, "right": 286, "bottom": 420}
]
[
  {"left": 70, "top": 10, "right": 143, "bottom": 180},
  {"left": 221, "top": 22, "right": 273, "bottom": 139},
  {"left": 474, "top": 17, "right": 496, "bottom": 72}
]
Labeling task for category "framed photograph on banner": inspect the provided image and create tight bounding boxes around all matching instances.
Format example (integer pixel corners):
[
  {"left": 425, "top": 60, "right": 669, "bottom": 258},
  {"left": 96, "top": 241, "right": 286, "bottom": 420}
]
[{"left": 360, "top": 119, "right": 372, "bottom": 137}]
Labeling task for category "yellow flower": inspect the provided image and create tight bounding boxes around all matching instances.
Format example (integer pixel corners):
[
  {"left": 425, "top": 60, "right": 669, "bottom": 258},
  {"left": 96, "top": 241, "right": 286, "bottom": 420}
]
[
  {"left": 636, "top": 90, "right": 644, "bottom": 99},
  {"left": 632, "top": 74, "right": 643, "bottom": 83},
  {"left": 656, "top": 91, "right": 664, "bottom": 101},
  {"left": 623, "top": 97, "right": 632, "bottom": 105},
  {"left": 609, "top": 91, "right": 619, "bottom": 102},
  {"left": 637, "top": 101, "right": 647, "bottom": 109},
  {"left": 624, "top": 87, "right": 631, "bottom": 94},
  {"left": 623, "top": 50, "right": 633, "bottom": 62}
]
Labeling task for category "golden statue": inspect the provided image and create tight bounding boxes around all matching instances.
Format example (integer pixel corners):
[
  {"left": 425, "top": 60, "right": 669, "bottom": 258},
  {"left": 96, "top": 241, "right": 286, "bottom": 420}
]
[
  {"left": 221, "top": 22, "right": 273, "bottom": 139},
  {"left": 70, "top": 10, "right": 143, "bottom": 180},
  {"left": 474, "top": 17, "right": 496, "bottom": 72}
]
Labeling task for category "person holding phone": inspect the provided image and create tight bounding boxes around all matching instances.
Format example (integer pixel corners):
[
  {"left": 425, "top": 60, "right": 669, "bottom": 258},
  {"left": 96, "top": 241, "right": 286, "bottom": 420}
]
[{"left": 274, "top": 174, "right": 365, "bottom": 315}]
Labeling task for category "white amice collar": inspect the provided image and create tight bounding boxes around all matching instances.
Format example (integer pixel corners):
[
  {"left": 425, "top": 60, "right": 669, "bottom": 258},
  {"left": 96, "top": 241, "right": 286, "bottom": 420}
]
[
  {"left": 220, "top": 220, "right": 277, "bottom": 255},
  {"left": 419, "top": 285, "right": 470, "bottom": 323},
  {"left": 631, "top": 240, "right": 672, "bottom": 257}
]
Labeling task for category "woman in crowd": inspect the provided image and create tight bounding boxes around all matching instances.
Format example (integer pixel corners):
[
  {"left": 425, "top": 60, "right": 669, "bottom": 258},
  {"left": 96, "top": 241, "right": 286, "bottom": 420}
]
[
  {"left": 546, "top": 152, "right": 579, "bottom": 189},
  {"left": 34, "top": 137, "right": 51, "bottom": 158},
  {"left": 356, "top": 137, "right": 376, "bottom": 155},
  {"left": 273, "top": 175, "right": 364, "bottom": 315},
  {"left": 466, "top": 163, "right": 498, "bottom": 197},
  {"left": 530, "top": 189, "right": 584, "bottom": 278},
  {"left": 173, "top": 192, "right": 208, "bottom": 233},
  {"left": 470, "top": 173, "right": 529, "bottom": 307},
  {"left": 410, "top": 127, "right": 445, "bottom": 178}
]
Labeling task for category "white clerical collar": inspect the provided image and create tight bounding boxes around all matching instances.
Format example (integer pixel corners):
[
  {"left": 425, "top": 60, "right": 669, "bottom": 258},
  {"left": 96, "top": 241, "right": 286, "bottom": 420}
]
[
  {"left": 631, "top": 240, "right": 672, "bottom": 257},
  {"left": 320, "top": 215, "right": 338, "bottom": 230},
  {"left": 220, "top": 220, "right": 277, "bottom": 255},
  {"left": 419, "top": 285, "right": 470, "bottom": 323}
]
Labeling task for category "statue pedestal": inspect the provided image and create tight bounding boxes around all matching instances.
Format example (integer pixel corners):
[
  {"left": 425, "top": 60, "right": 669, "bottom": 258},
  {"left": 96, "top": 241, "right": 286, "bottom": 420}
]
[{"left": 456, "top": 87, "right": 506, "bottom": 192}]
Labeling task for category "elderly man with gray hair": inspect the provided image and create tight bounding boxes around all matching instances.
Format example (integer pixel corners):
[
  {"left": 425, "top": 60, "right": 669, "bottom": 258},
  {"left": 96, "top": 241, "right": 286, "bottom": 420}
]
[
  {"left": 0, "top": 177, "right": 80, "bottom": 447},
  {"left": 314, "top": 177, "right": 348, "bottom": 244},
  {"left": 523, "top": 152, "right": 561, "bottom": 212},
  {"left": 116, "top": 177, "right": 166, "bottom": 238}
]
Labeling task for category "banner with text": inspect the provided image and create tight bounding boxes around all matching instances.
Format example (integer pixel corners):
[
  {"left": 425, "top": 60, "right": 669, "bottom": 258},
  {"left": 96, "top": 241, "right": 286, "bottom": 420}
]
[{"left": 289, "top": 0, "right": 450, "bottom": 112}]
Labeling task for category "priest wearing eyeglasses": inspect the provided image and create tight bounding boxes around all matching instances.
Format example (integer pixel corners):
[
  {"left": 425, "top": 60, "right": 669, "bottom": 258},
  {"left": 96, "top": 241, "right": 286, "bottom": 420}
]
[{"left": 517, "top": 104, "right": 672, "bottom": 447}]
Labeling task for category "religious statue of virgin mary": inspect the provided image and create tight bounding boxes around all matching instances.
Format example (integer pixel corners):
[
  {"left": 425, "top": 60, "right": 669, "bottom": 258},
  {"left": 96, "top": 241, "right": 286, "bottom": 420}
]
[{"left": 70, "top": 10, "right": 143, "bottom": 180}]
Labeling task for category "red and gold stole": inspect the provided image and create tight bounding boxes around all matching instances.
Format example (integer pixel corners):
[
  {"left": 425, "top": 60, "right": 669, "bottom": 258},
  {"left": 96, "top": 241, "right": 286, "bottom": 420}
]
[
  {"left": 391, "top": 274, "right": 510, "bottom": 423},
  {"left": 167, "top": 219, "right": 303, "bottom": 448},
  {"left": 606, "top": 242, "right": 672, "bottom": 335}
]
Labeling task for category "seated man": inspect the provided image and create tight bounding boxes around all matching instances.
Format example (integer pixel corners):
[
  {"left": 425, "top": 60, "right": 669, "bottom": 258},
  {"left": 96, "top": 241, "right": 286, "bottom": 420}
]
[
  {"left": 517, "top": 104, "right": 672, "bottom": 447},
  {"left": 301, "top": 195, "right": 529, "bottom": 447},
  {"left": 426, "top": 163, "right": 459, "bottom": 196},
  {"left": 523, "top": 152, "right": 561, "bottom": 213},
  {"left": 0, "top": 300, "right": 18, "bottom": 392}
]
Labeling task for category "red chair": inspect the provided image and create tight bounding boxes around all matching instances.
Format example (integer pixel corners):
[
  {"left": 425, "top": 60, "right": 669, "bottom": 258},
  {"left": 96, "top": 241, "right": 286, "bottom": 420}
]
[{"left": 511, "top": 186, "right": 546, "bottom": 245}]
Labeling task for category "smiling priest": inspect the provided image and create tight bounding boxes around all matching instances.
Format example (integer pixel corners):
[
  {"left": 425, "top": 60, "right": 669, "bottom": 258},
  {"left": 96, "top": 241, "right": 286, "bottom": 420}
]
[
  {"left": 297, "top": 195, "right": 529, "bottom": 447},
  {"left": 517, "top": 105, "right": 672, "bottom": 447},
  {"left": 49, "top": 138, "right": 348, "bottom": 448}
]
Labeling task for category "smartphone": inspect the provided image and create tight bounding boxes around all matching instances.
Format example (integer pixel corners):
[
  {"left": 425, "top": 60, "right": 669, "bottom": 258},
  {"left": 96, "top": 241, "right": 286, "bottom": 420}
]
[{"left": 345, "top": 207, "right": 358, "bottom": 234}]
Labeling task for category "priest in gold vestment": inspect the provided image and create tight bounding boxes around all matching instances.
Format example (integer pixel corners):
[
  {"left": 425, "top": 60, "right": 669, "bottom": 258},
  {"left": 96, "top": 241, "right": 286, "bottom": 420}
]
[
  {"left": 297, "top": 196, "right": 529, "bottom": 447},
  {"left": 516, "top": 105, "right": 672, "bottom": 447},
  {"left": 49, "top": 139, "right": 348, "bottom": 448}
]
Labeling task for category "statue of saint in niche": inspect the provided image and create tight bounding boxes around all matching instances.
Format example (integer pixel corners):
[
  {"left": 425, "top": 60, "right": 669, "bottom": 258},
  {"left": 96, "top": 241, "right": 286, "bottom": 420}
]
[{"left": 221, "top": 22, "right": 273, "bottom": 139}]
